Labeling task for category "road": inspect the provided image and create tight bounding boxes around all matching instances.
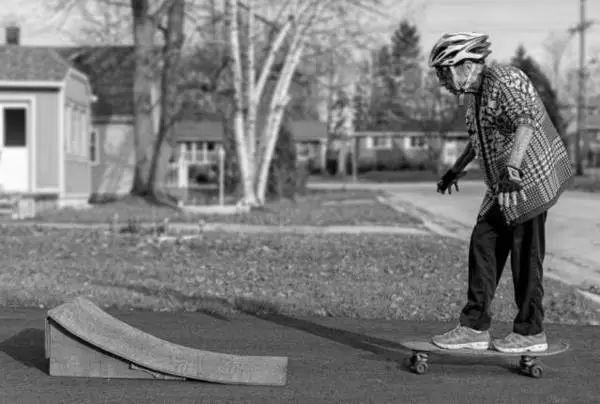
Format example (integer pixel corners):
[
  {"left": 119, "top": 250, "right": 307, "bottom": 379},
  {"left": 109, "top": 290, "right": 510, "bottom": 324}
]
[{"left": 309, "top": 180, "right": 600, "bottom": 291}]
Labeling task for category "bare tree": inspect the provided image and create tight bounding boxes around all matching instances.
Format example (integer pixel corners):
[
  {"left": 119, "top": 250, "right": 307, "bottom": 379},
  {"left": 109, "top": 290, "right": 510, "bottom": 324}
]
[
  {"left": 542, "top": 31, "right": 572, "bottom": 99},
  {"left": 223, "top": 0, "right": 394, "bottom": 205},
  {"left": 147, "top": 0, "right": 185, "bottom": 200},
  {"left": 45, "top": 0, "right": 132, "bottom": 44}
]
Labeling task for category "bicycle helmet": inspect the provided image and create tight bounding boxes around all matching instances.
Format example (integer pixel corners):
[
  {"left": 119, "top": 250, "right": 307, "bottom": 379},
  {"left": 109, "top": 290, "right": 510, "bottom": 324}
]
[{"left": 429, "top": 32, "right": 491, "bottom": 67}]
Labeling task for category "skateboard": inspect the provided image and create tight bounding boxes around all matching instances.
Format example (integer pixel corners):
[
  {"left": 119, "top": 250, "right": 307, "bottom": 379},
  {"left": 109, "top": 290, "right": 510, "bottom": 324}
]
[{"left": 401, "top": 340, "right": 569, "bottom": 378}]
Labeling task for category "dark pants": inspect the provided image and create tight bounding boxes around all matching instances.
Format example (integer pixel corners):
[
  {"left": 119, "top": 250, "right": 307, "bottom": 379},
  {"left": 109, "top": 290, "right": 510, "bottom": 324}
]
[{"left": 459, "top": 204, "right": 547, "bottom": 335}]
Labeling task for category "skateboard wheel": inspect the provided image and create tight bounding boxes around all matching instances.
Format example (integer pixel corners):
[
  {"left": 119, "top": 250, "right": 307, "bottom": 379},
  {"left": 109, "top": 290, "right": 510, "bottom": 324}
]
[
  {"left": 529, "top": 365, "right": 543, "bottom": 378},
  {"left": 403, "top": 357, "right": 413, "bottom": 369},
  {"left": 413, "top": 361, "right": 428, "bottom": 375}
]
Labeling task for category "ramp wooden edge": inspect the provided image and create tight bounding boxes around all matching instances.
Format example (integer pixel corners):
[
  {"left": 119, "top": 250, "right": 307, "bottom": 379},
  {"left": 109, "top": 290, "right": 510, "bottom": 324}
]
[{"left": 45, "top": 297, "right": 288, "bottom": 385}]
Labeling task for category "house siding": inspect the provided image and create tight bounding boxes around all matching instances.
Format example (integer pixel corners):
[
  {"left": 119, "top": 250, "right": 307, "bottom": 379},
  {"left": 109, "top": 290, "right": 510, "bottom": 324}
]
[
  {"left": 64, "top": 159, "right": 91, "bottom": 194},
  {"left": 91, "top": 122, "right": 135, "bottom": 198},
  {"left": 36, "top": 91, "right": 60, "bottom": 189},
  {"left": 63, "top": 72, "right": 93, "bottom": 198}
]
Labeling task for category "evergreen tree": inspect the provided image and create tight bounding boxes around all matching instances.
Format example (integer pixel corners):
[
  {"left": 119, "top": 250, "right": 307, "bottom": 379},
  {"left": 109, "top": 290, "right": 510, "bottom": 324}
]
[
  {"left": 390, "top": 21, "right": 421, "bottom": 77},
  {"left": 511, "top": 45, "right": 567, "bottom": 142},
  {"left": 352, "top": 83, "right": 370, "bottom": 131}
]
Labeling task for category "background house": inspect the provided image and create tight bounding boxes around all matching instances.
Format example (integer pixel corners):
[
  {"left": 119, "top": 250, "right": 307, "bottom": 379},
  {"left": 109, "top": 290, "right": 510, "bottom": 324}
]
[
  {"left": 349, "top": 108, "right": 475, "bottom": 173},
  {"left": 173, "top": 119, "right": 328, "bottom": 182},
  {"left": 0, "top": 27, "right": 94, "bottom": 213},
  {"left": 566, "top": 114, "right": 600, "bottom": 168}
]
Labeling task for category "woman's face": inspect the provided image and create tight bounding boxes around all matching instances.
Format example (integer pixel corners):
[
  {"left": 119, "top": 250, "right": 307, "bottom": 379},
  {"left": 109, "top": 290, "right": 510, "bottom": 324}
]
[{"left": 435, "top": 61, "right": 478, "bottom": 94}]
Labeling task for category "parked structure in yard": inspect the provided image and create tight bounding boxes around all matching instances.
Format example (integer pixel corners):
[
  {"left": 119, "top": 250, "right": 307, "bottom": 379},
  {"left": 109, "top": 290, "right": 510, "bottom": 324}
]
[
  {"left": 0, "top": 29, "right": 94, "bottom": 216},
  {"left": 0, "top": 27, "right": 327, "bottom": 214}
]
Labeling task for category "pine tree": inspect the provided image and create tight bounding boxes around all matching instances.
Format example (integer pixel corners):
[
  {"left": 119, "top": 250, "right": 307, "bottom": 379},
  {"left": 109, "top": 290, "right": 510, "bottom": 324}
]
[{"left": 511, "top": 45, "right": 566, "bottom": 143}]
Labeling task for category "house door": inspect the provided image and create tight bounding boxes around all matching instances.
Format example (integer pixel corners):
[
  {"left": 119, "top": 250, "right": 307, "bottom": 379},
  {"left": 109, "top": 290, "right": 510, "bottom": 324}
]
[{"left": 0, "top": 104, "right": 29, "bottom": 192}]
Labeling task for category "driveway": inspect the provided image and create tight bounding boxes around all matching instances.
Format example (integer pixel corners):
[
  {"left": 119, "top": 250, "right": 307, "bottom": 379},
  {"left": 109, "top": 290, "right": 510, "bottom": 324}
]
[
  {"left": 0, "top": 307, "right": 597, "bottom": 403},
  {"left": 309, "top": 180, "right": 600, "bottom": 291}
]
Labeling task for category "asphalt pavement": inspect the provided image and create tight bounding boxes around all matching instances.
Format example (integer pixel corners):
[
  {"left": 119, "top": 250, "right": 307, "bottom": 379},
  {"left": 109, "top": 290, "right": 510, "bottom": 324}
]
[{"left": 0, "top": 306, "right": 597, "bottom": 403}]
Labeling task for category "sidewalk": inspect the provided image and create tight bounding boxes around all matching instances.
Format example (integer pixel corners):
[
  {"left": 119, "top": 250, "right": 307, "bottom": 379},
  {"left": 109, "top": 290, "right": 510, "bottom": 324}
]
[
  {"left": 0, "top": 220, "right": 429, "bottom": 236},
  {"left": 0, "top": 306, "right": 597, "bottom": 403}
]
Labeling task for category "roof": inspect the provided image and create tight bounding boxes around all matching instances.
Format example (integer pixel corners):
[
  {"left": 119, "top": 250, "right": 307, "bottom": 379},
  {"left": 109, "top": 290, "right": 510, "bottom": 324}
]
[
  {"left": 174, "top": 119, "right": 327, "bottom": 143},
  {"left": 0, "top": 46, "right": 71, "bottom": 81},
  {"left": 365, "top": 107, "right": 467, "bottom": 133},
  {"left": 55, "top": 46, "right": 136, "bottom": 117},
  {"left": 174, "top": 120, "right": 224, "bottom": 142},
  {"left": 289, "top": 120, "right": 327, "bottom": 142}
]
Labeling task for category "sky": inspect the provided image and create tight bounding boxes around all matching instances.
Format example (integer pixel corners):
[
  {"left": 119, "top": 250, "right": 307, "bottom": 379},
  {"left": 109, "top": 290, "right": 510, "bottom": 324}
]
[{"left": 0, "top": 0, "right": 599, "bottom": 68}]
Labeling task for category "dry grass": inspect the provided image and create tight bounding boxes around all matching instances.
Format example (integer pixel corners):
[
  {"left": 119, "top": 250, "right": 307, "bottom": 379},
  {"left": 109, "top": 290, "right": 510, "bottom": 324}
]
[{"left": 1, "top": 226, "right": 597, "bottom": 325}]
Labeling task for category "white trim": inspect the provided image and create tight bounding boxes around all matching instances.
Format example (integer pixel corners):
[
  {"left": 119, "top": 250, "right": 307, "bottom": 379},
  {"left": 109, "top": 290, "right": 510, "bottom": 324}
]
[
  {"left": 58, "top": 87, "right": 66, "bottom": 198},
  {"left": 30, "top": 97, "right": 36, "bottom": 191},
  {"left": 62, "top": 192, "right": 91, "bottom": 198},
  {"left": 0, "top": 95, "right": 36, "bottom": 192},
  {"left": 0, "top": 81, "right": 64, "bottom": 88},
  {"left": 35, "top": 187, "right": 60, "bottom": 194}
]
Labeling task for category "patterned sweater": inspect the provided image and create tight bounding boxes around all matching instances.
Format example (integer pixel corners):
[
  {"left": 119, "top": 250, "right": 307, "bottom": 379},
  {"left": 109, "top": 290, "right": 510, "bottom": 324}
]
[{"left": 464, "top": 63, "right": 574, "bottom": 225}]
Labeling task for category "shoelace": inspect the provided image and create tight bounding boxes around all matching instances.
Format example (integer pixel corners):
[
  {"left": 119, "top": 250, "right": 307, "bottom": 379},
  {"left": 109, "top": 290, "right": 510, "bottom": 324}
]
[{"left": 443, "top": 325, "right": 463, "bottom": 338}]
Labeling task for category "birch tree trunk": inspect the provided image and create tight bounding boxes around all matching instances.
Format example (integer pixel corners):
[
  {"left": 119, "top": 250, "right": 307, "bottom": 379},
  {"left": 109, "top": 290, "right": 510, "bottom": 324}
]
[
  {"left": 225, "top": 0, "right": 257, "bottom": 205},
  {"left": 254, "top": 3, "right": 324, "bottom": 203},
  {"left": 255, "top": 39, "right": 306, "bottom": 203},
  {"left": 245, "top": 0, "right": 256, "bottom": 181}
]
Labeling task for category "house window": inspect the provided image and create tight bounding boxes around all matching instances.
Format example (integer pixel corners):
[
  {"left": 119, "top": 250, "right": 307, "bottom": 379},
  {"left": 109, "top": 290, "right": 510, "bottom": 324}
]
[
  {"left": 90, "top": 131, "right": 100, "bottom": 164},
  {"left": 206, "top": 141, "right": 215, "bottom": 151},
  {"left": 4, "top": 108, "right": 26, "bottom": 146},
  {"left": 71, "top": 108, "right": 80, "bottom": 154},
  {"left": 65, "top": 105, "right": 90, "bottom": 158},
  {"left": 65, "top": 106, "right": 71, "bottom": 152},
  {"left": 369, "top": 136, "right": 392, "bottom": 149},
  {"left": 80, "top": 111, "right": 88, "bottom": 156},
  {"left": 410, "top": 136, "right": 426, "bottom": 148}
]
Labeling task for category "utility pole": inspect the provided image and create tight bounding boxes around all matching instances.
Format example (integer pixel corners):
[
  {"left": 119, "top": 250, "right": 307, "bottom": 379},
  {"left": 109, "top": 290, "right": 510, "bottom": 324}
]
[{"left": 572, "top": 0, "right": 590, "bottom": 175}]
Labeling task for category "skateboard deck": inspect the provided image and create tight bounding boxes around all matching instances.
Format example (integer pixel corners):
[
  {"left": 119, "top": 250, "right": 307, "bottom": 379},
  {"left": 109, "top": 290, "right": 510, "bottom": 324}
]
[{"left": 401, "top": 340, "right": 569, "bottom": 378}]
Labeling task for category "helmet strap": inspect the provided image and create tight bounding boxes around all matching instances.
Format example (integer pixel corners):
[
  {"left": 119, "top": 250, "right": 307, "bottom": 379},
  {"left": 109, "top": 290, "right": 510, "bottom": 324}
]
[{"left": 451, "top": 63, "right": 483, "bottom": 94}]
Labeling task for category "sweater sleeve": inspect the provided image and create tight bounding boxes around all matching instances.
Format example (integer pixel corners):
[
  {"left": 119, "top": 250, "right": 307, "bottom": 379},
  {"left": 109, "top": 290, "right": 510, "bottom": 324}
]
[{"left": 497, "top": 68, "right": 543, "bottom": 133}]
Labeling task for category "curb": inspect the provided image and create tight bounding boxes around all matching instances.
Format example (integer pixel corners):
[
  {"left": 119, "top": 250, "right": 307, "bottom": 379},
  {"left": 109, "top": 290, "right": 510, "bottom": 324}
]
[{"left": 0, "top": 220, "right": 429, "bottom": 236}]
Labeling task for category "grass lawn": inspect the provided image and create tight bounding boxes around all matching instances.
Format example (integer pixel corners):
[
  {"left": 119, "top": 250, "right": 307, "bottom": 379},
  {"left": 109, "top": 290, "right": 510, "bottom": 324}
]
[
  {"left": 33, "top": 190, "right": 421, "bottom": 227},
  {"left": 1, "top": 226, "right": 597, "bottom": 325}
]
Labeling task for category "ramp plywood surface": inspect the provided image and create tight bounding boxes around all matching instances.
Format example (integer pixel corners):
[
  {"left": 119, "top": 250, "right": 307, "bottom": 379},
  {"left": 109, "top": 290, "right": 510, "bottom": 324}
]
[{"left": 46, "top": 297, "right": 288, "bottom": 385}]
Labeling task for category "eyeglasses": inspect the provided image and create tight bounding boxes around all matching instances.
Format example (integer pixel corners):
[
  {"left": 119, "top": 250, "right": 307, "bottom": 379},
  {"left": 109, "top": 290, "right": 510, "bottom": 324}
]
[{"left": 435, "top": 66, "right": 453, "bottom": 83}]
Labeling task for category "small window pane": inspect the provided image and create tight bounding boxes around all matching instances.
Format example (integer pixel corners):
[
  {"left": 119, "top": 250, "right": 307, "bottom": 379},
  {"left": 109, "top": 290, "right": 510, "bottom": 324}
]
[{"left": 4, "top": 108, "right": 26, "bottom": 147}]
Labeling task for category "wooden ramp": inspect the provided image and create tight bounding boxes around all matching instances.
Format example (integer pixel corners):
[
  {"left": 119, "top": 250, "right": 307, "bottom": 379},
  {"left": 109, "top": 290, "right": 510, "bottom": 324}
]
[{"left": 45, "top": 297, "right": 288, "bottom": 385}]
